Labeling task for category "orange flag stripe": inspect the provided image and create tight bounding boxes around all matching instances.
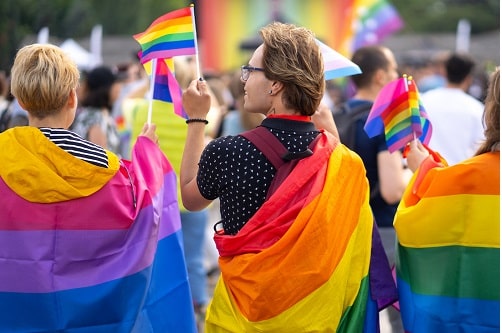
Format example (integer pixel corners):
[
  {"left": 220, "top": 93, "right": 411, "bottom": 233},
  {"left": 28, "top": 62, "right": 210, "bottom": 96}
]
[{"left": 218, "top": 143, "right": 372, "bottom": 321}]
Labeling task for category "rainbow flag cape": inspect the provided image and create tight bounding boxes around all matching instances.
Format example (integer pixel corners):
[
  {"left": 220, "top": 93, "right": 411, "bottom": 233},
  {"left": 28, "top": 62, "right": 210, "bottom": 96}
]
[
  {"left": 394, "top": 152, "right": 500, "bottom": 333},
  {"left": 0, "top": 127, "right": 196, "bottom": 332},
  {"left": 206, "top": 133, "right": 380, "bottom": 332},
  {"left": 364, "top": 76, "right": 432, "bottom": 153},
  {"left": 133, "top": 6, "right": 196, "bottom": 63}
]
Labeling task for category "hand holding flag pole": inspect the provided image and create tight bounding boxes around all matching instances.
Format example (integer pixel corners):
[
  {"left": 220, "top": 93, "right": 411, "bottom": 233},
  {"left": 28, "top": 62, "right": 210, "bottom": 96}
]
[
  {"left": 364, "top": 74, "right": 433, "bottom": 153},
  {"left": 133, "top": 5, "right": 198, "bottom": 123}
]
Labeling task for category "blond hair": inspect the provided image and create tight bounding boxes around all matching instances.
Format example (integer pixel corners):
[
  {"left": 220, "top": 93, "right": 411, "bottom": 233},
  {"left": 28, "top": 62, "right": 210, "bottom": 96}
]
[
  {"left": 260, "top": 22, "right": 325, "bottom": 116},
  {"left": 10, "top": 44, "right": 80, "bottom": 118}
]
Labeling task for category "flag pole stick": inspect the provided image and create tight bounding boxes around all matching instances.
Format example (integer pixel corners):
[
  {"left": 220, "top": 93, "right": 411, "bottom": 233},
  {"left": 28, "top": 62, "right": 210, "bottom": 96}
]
[
  {"left": 190, "top": 4, "right": 203, "bottom": 79},
  {"left": 147, "top": 58, "right": 157, "bottom": 124},
  {"left": 403, "top": 74, "right": 417, "bottom": 143}
]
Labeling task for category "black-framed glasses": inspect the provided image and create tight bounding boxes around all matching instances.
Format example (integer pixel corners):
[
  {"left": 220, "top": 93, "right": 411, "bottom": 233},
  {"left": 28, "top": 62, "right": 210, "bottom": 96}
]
[{"left": 241, "top": 65, "right": 264, "bottom": 81}]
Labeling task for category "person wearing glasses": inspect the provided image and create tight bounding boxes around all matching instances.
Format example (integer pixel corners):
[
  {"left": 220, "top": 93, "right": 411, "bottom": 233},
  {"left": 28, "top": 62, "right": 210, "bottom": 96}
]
[{"left": 180, "top": 22, "right": 395, "bottom": 332}]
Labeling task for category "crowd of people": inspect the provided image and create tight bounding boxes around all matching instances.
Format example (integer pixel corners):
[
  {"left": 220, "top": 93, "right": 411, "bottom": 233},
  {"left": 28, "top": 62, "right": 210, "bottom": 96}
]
[{"left": 0, "top": 20, "right": 499, "bottom": 333}]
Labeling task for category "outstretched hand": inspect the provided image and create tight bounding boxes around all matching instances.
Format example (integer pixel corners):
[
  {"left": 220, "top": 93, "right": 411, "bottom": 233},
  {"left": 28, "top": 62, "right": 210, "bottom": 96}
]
[
  {"left": 139, "top": 123, "right": 159, "bottom": 145},
  {"left": 312, "top": 102, "right": 339, "bottom": 139}
]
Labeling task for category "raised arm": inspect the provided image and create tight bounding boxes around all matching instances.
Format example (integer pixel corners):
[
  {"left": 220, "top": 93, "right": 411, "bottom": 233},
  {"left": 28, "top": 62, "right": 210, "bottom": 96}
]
[{"left": 180, "top": 79, "right": 213, "bottom": 211}]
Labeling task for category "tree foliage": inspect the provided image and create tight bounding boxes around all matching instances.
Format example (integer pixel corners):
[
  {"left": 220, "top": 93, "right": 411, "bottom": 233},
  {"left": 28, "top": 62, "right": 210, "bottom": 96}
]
[
  {"left": 392, "top": 0, "right": 500, "bottom": 33},
  {"left": 0, "top": 0, "right": 187, "bottom": 71}
]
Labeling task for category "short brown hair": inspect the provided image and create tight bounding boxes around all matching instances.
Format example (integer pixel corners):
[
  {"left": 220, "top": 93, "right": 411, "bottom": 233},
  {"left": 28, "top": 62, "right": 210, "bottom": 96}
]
[
  {"left": 10, "top": 44, "right": 80, "bottom": 118},
  {"left": 260, "top": 22, "right": 325, "bottom": 116}
]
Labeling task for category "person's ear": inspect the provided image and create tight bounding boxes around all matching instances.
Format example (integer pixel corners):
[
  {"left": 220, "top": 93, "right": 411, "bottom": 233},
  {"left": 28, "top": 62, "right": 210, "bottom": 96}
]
[
  {"left": 374, "top": 68, "right": 387, "bottom": 87},
  {"left": 67, "top": 88, "right": 78, "bottom": 109},
  {"left": 270, "top": 81, "right": 284, "bottom": 95}
]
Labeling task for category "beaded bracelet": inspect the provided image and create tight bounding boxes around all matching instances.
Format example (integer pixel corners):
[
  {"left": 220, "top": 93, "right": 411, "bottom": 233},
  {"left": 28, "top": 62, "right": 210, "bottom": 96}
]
[{"left": 185, "top": 118, "right": 208, "bottom": 125}]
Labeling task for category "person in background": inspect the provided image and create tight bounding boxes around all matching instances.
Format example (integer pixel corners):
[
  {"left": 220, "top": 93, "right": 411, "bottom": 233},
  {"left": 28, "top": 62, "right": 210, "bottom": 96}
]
[
  {"left": 0, "top": 43, "right": 196, "bottom": 332},
  {"left": 420, "top": 52, "right": 485, "bottom": 165},
  {"left": 416, "top": 51, "right": 448, "bottom": 93},
  {"left": 342, "top": 45, "right": 411, "bottom": 333},
  {"left": 71, "top": 65, "right": 121, "bottom": 155},
  {"left": 219, "top": 69, "right": 265, "bottom": 136},
  {"left": 180, "top": 22, "right": 395, "bottom": 332},
  {"left": 0, "top": 76, "right": 29, "bottom": 132},
  {"left": 394, "top": 67, "right": 500, "bottom": 333},
  {"left": 111, "top": 60, "right": 148, "bottom": 159}
]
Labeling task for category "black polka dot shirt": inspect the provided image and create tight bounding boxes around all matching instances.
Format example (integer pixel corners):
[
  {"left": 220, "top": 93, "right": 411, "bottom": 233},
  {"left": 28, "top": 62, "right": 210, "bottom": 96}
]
[{"left": 197, "top": 117, "right": 319, "bottom": 235}]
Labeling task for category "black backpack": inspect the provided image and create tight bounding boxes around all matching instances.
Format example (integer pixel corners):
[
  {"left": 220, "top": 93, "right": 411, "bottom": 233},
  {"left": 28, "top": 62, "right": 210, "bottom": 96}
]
[{"left": 332, "top": 102, "right": 372, "bottom": 150}]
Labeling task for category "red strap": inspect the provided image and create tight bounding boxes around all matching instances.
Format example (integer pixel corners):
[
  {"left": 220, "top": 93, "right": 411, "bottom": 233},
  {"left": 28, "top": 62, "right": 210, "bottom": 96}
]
[
  {"left": 240, "top": 127, "right": 288, "bottom": 170},
  {"left": 240, "top": 127, "right": 321, "bottom": 200}
]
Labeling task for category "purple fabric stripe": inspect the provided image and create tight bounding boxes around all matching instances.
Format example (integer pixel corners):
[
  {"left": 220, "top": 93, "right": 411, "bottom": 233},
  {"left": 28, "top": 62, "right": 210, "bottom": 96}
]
[
  {"left": 140, "top": 48, "right": 196, "bottom": 63},
  {"left": 369, "top": 221, "right": 398, "bottom": 310},
  {"left": 0, "top": 172, "right": 181, "bottom": 293}
]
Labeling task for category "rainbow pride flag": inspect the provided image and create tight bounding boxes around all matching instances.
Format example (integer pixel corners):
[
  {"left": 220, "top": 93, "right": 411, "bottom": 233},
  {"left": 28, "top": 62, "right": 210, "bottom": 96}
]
[
  {"left": 352, "top": 0, "right": 404, "bottom": 50},
  {"left": 133, "top": 6, "right": 196, "bottom": 63},
  {"left": 0, "top": 127, "right": 196, "bottom": 332},
  {"left": 364, "top": 76, "right": 432, "bottom": 153},
  {"left": 206, "top": 133, "right": 380, "bottom": 332},
  {"left": 394, "top": 152, "right": 500, "bottom": 332},
  {"left": 197, "top": 0, "right": 403, "bottom": 72}
]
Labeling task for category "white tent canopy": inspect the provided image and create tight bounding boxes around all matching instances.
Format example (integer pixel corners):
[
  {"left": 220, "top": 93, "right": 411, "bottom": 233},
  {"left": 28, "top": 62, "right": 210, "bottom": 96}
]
[{"left": 59, "top": 39, "right": 94, "bottom": 71}]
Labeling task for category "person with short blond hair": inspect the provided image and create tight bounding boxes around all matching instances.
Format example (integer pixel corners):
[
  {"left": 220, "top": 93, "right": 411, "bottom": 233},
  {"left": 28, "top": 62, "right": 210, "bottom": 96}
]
[
  {"left": 11, "top": 44, "right": 80, "bottom": 120},
  {"left": 0, "top": 43, "right": 196, "bottom": 332}
]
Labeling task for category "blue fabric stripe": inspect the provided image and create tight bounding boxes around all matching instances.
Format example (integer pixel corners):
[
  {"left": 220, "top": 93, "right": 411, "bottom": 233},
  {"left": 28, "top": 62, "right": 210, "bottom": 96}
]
[
  {"left": 397, "top": 277, "right": 500, "bottom": 333},
  {"left": 0, "top": 232, "right": 196, "bottom": 332},
  {"left": 143, "top": 40, "right": 195, "bottom": 56},
  {"left": 363, "top": 295, "right": 378, "bottom": 333}
]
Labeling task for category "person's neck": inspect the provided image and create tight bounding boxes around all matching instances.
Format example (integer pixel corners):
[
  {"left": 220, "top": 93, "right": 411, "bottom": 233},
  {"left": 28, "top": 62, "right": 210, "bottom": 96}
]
[
  {"left": 29, "top": 114, "right": 69, "bottom": 129},
  {"left": 446, "top": 82, "right": 468, "bottom": 92},
  {"left": 266, "top": 106, "right": 299, "bottom": 117}
]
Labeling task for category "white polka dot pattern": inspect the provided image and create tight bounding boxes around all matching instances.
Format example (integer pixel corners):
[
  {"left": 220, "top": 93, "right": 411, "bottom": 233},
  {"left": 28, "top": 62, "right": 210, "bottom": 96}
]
[{"left": 198, "top": 125, "right": 319, "bottom": 235}]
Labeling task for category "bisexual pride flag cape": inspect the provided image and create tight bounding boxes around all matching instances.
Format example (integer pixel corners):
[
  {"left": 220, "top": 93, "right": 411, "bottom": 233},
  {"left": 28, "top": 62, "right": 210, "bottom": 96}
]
[
  {"left": 0, "top": 127, "right": 196, "bottom": 332},
  {"left": 206, "top": 132, "right": 379, "bottom": 332},
  {"left": 394, "top": 152, "right": 500, "bottom": 333}
]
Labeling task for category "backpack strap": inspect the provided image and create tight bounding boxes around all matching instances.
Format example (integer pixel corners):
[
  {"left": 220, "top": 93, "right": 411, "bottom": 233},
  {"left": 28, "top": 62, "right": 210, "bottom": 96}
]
[
  {"left": 240, "top": 126, "right": 319, "bottom": 199},
  {"left": 240, "top": 126, "right": 288, "bottom": 170}
]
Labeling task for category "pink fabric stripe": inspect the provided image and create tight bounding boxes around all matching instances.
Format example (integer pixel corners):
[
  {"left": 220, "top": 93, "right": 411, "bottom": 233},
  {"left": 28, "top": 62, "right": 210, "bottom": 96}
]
[
  {"left": 0, "top": 173, "right": 181, "bottom": 293},
  {"left": 140, "top": 48, "right": 196, "bottom": 64}
]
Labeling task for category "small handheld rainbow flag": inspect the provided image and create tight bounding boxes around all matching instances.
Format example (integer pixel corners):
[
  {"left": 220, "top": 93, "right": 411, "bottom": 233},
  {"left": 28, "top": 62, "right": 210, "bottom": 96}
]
[
  {"left": 364, "top": 75, "right": 432, "bottom": 153},
  {"left": 133, "top": 7, "right": 196, "bottom": 64}
]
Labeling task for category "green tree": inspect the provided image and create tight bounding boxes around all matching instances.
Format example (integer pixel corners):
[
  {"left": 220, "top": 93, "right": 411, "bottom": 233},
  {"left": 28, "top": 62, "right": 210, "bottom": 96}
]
[
  {"left": 392, "top": 0, "right": 500, "bottom": 33},
  {"left": 0, "top": 0, "right": 188, "bottom": 71},
  {"left": 0, "top": 0, "right": 498, "bottom": 72}
]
